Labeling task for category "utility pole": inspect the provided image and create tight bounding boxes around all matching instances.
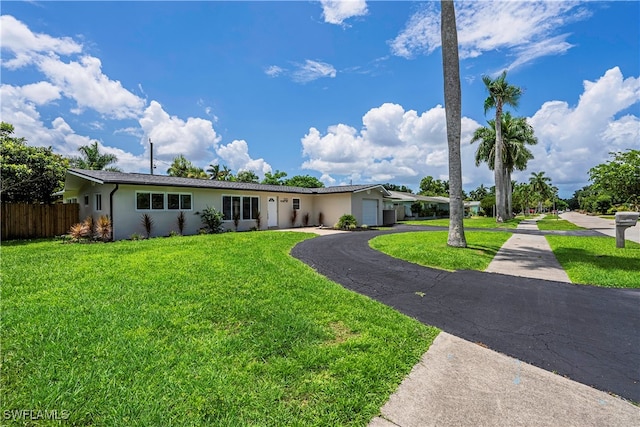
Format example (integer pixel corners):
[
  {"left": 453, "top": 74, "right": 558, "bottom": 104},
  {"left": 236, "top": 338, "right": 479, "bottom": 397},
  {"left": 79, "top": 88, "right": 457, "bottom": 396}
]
[{"left": 149, "top": 138, "right": 154, "bottom": 175}]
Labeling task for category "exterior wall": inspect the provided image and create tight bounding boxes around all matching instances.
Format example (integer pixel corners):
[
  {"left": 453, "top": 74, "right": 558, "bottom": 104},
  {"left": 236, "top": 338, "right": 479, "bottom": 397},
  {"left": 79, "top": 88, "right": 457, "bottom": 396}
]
[
  {"left": 275, "top": 194, "right": 317, "bottom": 228},
  {"left": 67, "top": 182, "right": 115, "bottom": 224},
  {"left": 313, "top": 193, "right": 352, "bottom": 227}
]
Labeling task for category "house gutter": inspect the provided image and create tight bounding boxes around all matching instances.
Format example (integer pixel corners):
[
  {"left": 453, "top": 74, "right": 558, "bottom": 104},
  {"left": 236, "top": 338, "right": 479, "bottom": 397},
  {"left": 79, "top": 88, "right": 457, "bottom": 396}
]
[{"left": 109, "top": 184, "right": 119, "bottom": 241}]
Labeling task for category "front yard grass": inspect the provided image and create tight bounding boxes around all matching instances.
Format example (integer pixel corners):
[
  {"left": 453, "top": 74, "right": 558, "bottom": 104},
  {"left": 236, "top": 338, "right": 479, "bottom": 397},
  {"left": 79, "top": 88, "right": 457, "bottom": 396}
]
[
  {"left": 545, "top": 235, "right": 640, "bottom": 288},
  {"left": 370, "top": 231, "right": 512, "bottom": 271},
  {"left": 1, "top": 233, "right": 438, "bottom": 426},
  {"left": 536, "top": 216, "right": 585, "bottom": 231},
  {"left": 401, "top": 217, "right": 521, "bottom": 229}
]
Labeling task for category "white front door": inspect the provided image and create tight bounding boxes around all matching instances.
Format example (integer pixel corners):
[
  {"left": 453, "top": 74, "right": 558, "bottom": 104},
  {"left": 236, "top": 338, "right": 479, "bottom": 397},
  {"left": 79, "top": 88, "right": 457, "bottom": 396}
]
[
  {"left": 268, "top": 197, "right": 278, "bottom": 227},
  {"left": 362, "top": 199, "right": 378, "bottom": 226}
]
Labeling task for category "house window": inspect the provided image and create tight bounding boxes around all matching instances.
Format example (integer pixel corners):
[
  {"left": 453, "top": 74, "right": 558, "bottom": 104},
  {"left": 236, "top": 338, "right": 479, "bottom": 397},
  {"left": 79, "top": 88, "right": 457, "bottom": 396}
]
[
  {"left": 293, "top": 198, "right": 300, "bottom": 210},
  {"left": 84, "top": 195, "right": 89, "bottom": 206},
  {"left": 167, "top": 193, "right": 192, "bottom": 210},
  {"left": 95, "top": 193, "right": 102, "bottom": 211},
  {"left": 136, "top": 192, "right": 150, "bottom": 210},
  {"left": 67, "top": 198, "right": 78, "bottom": 204},
  {"left": 151, "top": 193, "right": 164, "bottom": 210},
  {"left": 223, "top": 195, "right": 259, "bottom": 220},
  {"left": 242, "top": 196, "right": 260, "bottom": 220}
]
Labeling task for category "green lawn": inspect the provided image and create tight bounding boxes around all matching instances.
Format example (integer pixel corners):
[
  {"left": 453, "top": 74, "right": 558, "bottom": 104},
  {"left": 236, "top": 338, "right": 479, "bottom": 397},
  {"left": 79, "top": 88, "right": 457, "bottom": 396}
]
[
  {"left": 545, "top": 235, "right": 640, "bottom": 288},
  {"left": 1, "top": 233, "right": 438, "bottom": 426},
  {"left": 536, "top": 216, "right": 585, "bottom": 231},
  {"left": 370, "top": 231, "right": 512, "bottom": 271},
  {"left": 401, "top": 217, "right": 522, "bottom": 229}
]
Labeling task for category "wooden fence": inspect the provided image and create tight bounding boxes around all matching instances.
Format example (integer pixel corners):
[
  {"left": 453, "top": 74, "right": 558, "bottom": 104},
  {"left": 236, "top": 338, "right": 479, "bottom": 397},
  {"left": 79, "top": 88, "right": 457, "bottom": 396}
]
[{"left": 1, "top": 203, "right": 79, "bottom": 240}]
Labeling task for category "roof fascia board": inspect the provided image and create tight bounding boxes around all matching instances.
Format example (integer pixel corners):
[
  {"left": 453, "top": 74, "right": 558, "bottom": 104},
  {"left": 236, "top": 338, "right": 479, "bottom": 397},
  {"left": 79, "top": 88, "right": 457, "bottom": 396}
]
[{"left": 67, "top": 169, "right": 105, "bottom": 184}]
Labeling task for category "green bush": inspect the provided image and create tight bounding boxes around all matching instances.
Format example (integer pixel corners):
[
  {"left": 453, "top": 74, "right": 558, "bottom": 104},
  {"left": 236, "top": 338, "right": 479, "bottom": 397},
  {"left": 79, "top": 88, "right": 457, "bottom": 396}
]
[
  {"left": 199, "top": 206, "right": 225, "bottom": 234},
  {"left": 336, "top": 214, "right": 357, "bottom": 229}
]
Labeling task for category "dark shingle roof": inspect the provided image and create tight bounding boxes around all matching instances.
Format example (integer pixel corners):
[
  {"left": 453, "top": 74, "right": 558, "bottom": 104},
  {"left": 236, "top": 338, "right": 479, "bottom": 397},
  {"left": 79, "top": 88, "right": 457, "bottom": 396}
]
[{"left": 67, "top": 169, "right": 387, "bottom": 195}]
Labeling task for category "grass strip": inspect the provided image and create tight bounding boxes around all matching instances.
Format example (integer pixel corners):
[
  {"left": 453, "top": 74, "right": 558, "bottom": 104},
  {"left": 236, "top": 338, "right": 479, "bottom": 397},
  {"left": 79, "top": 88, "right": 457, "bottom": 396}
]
[
  {"left": 1, "top": 233, "right": 438, "bottom": 426},
  {"left": 401, "top": 217, "right": 521, "bottom": 229},
  {"left": 545, "top": 235, "right": 640, "bottom": 288},
  {"left": 536, "top": 217, "right": 585, "bottom": 231},
  {"left": 370, "top": 231, "right": 512, "bottom": 271}
]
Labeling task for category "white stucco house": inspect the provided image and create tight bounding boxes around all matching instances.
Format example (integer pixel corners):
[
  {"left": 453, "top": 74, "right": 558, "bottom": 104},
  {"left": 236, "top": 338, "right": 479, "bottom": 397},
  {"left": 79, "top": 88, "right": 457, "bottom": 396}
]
[{"left": 62, "top": 169, "right": 392, "bottom": 240}]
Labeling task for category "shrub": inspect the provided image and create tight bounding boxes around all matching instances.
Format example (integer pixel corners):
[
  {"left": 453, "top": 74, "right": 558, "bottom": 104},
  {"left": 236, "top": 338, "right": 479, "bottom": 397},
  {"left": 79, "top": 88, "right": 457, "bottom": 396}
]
[
  {"left": 199, "top": 206, "right": 224, "bottom": 234},
  {"left": 318, "top": 212, "right": 324, "bottom": 226},
  {"left": 303, "top": 212, "right": 309, "bottom": 227},
  {"left": 95, "top": 215, "right": 112, "bottom": 242},
  {"left": 130, "top": 233, "right": 142, "bottom": 240},
  {"left": 83, "top": 216, "right": 95, "bottom": 236},
  {"left": 168, "top": 230, "right": 180, "bottom": 237},
  {"left": 233, "top": 212, "right": 240, "bottom": 231},
  {"left": 177, "top": 211, "right": 186, "bottom": 234},
  {"left": 68, "top": 222, "right": 91, "bottom": 242},
  {"left": 141, "top": 213, "right": 154, "bottom": 239},
  {"left": 336, "top": 214, "right": 357, "bottom": 230},
  {"left": 255, "top": 210, "right": 261, "bottom": 230},
  {"left": 291, "top": 209, "right": 298, "bottom": 227}
]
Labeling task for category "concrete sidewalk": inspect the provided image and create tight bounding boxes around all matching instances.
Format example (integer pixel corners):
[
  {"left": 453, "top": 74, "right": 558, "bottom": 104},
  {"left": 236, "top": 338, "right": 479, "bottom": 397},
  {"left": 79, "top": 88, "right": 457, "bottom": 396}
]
[
  {"left": 562, "top": 211, "right": 640, "bottom": 243},
  {"left": 367, "top": 215, "right": 639, "bottom": 426},
  {"left": 485, "top": 216, "right": 571, "bottom": 282}
]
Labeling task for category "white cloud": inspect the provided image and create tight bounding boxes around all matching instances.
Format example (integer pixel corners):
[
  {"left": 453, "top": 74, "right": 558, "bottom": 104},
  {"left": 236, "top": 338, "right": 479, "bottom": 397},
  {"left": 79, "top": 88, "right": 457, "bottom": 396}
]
[
  {"left": 139, "top": 101, "right": 222, "bottom": 163},
  {"left": 215, "top": 139, "right": 272, "bottom": 176},
  {"left": 390, "top": 1, "right": 589, "bottom": 71},
  {"left": 301, "top": 102, "right": 482, "bottom": 186},
  {"left": 265, "top": 65, "right": 285, "bottom": 77},
  {"left": 526, "top": 67, "right": 640, "bottom": 192},
  {"left": 292, "top": 60, "right": 337, "bottom": 83},
  {"left": 320, "top": 0, "right": 368, "bottom": 25},
  {"left": 0, "top": 15, "right": 82, "bottom": 69}
]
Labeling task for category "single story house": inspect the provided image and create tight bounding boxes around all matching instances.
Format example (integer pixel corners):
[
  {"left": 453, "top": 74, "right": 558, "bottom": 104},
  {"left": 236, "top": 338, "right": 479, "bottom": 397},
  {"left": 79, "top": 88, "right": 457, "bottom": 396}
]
[
  {"left": 63, "top": 169, "right": 392, "bottom": 240},
  {"left": 384, "top": 191, "right": 481, "bottom": 220}
]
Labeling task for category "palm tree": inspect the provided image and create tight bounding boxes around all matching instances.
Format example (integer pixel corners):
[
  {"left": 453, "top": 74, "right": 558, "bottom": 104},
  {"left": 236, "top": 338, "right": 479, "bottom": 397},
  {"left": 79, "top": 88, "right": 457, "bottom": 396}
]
[
  {"left": 440, "top": 0, "right": 466, "bottom": 247},
  {"left": 207, "top": 163, "right": 221, "bottom": 180},
  {"left": 482, "top": 71, "right": 522, "bottom": 222},
  {"left": 71, "top": 141, "right": 120, "bottom": 171},
  {"left": 471, "top": 113, "right": 536, "bottom": 218},
  {"left": 529, "top": 171, "right": 552, "bottom": 213}
]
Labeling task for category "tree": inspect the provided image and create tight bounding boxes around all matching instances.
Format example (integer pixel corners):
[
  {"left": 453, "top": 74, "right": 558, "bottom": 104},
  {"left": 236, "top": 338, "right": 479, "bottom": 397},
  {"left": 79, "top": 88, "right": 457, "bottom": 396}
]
[
  {"left": 482, "top": 71, "right": 522, "bottom": 222},
  {"left": 262, "top": 170, "right": 288, "bottom": 185},
  {"left": 70, "top": 141, "right": 120, "bottom": 171},
  {"left": 588, "top": 150, "right": 640, "bottom": 210},
  {"left": 418, "top": 176, "right": 449, "bottom": 197},
  {"left": 236, "top": 170, "right": 259, "bottom": 183},
  {"left": 469, "top": 184, "right": 489, "bottom": 201},
  {"left": 440, "top": 0, "right": 466, "bottom": 247},
  {"left": 529, "top": 171, "right": 552, "bottom": 213},
  {"left": 1, "top": 122, "right": 69, "bottom": 203},
  {"left": 283, "top": 175, "right": 324, "bottom": 188},
  {"left": 470, "top": 112, "right": 536, "bottom": 217},
  {"left": 167, "top": 155, "right": 207, "bottom": 179},
  {"left": 383, "top": 183, "right": 413, "bottom": 193}
]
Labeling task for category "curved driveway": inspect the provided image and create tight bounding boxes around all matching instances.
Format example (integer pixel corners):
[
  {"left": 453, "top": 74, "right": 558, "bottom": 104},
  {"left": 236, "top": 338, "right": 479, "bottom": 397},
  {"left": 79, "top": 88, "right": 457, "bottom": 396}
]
[{"left": 291, "top": 226, "right": 640, "bottom": 402}]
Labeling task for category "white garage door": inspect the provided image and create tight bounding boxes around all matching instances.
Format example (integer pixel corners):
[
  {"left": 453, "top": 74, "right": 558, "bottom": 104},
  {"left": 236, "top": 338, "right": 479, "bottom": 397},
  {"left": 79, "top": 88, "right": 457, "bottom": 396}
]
[{"left": 362, "top": 199, "right": 378, "bottom": 226}]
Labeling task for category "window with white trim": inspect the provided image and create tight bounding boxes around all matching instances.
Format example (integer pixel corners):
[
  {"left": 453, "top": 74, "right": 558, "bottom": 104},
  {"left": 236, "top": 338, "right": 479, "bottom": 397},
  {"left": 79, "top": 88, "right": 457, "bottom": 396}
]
[
  {"left": 167, "top": 193, "right": 192, "bottom": 210},
  {"left": 223, "top": 195, "right": 260, "bottom": 221},
  {"left": 136, "top": 192, "right": 165, "bottom": 210},
  {"left": 293, "top": 198, "right": 300, "bottom": 210},
  {"left": 95, "top": 193, "right": 102, "bottom": 211}
]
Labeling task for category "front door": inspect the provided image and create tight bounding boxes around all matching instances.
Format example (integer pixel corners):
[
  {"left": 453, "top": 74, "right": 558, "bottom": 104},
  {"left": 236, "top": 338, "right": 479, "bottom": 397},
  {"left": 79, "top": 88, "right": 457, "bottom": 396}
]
[{"left": 268, "top": 197, "right": 278, "bottom": 227}]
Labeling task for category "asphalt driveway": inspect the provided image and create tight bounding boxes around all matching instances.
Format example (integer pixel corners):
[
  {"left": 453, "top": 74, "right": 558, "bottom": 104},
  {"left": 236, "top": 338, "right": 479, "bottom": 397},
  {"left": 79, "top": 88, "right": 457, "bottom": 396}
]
[{"left": 290, "top": 226, "right": 640, "bottom": 402}]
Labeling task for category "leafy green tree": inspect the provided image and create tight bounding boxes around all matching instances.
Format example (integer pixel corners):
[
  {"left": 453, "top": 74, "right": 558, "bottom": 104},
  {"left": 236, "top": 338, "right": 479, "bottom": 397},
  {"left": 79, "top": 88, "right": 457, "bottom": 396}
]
[
  {"left": 418, "top": 176, "right": 449, "bottom": 197},
  {"left": 471, "top": 112, "right": 536, "bottom": 217},
  {"left": 1, "top": 122, "right": 69, "bottom": 203},
  {"left": 383, "top": 183, "right": 413, "bottom": 193},
  {"left": 588, "top": 150, "right": 640, "bottom": 210},
  {"left": 70, "top": 141, "right": 120, "bottom": 171},
  {"left": 207, "top": 163, "right": 233, "bottom": 181},
  {"left": 236, "top": 170, "right": 259, "bottom": 183},
  {"left": 283, "top": 175, "right": 324, "bottom": 188},
  {"left": 529, "top": 171, "right": 552, "bottom": 213},
  {"left": 482, "top": 71, "right": 522, "bottom": 222},
  {"left": 480, "top": 194, "right": 496, "bottom": 217},
  {"left": 262, "top": 170, "right": 288, "bottom": 185},
  {"left": 441, "top": 0, "right": 466, "bottom": 247},
  {"left": 469, "top": 184, "right": 489, "bottom": 201},
  {"left": 167, "top": 155, "right": 207, "bottom": 179}
]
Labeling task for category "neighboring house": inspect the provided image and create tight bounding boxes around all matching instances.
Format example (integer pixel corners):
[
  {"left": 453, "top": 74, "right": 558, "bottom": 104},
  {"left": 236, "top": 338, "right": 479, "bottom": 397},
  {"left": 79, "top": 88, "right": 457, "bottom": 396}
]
[
  {"left": 384, "top": 191, "right": 481, "bottom": 219},
  {"left": 63, "top": 169, "right": 391, "bottom": 240}
]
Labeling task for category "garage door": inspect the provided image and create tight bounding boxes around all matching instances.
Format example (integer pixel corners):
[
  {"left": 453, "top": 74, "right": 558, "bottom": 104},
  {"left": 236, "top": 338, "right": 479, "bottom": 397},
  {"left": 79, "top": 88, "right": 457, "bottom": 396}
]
[{"left": 362, "top": 199, "right": 378, "bottom": 226}]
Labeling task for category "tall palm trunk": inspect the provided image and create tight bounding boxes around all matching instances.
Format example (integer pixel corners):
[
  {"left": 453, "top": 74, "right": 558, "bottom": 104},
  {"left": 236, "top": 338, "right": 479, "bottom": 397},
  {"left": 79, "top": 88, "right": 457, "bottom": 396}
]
[
  {"left": 494, "top": 103, "right": 506, "bottom": 222},
  {"left": 505, "top": 170, "right": 512, "bottom": 218},
  {"left": 441, "top": 0, "right": 466, "bottom": 247}
]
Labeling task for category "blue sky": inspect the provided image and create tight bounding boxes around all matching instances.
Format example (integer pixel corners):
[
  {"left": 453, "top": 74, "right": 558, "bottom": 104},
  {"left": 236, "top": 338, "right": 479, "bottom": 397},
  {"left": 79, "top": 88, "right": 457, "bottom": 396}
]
[{"left": 1, "top": 1, "right": 638, "bottom": 198}]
